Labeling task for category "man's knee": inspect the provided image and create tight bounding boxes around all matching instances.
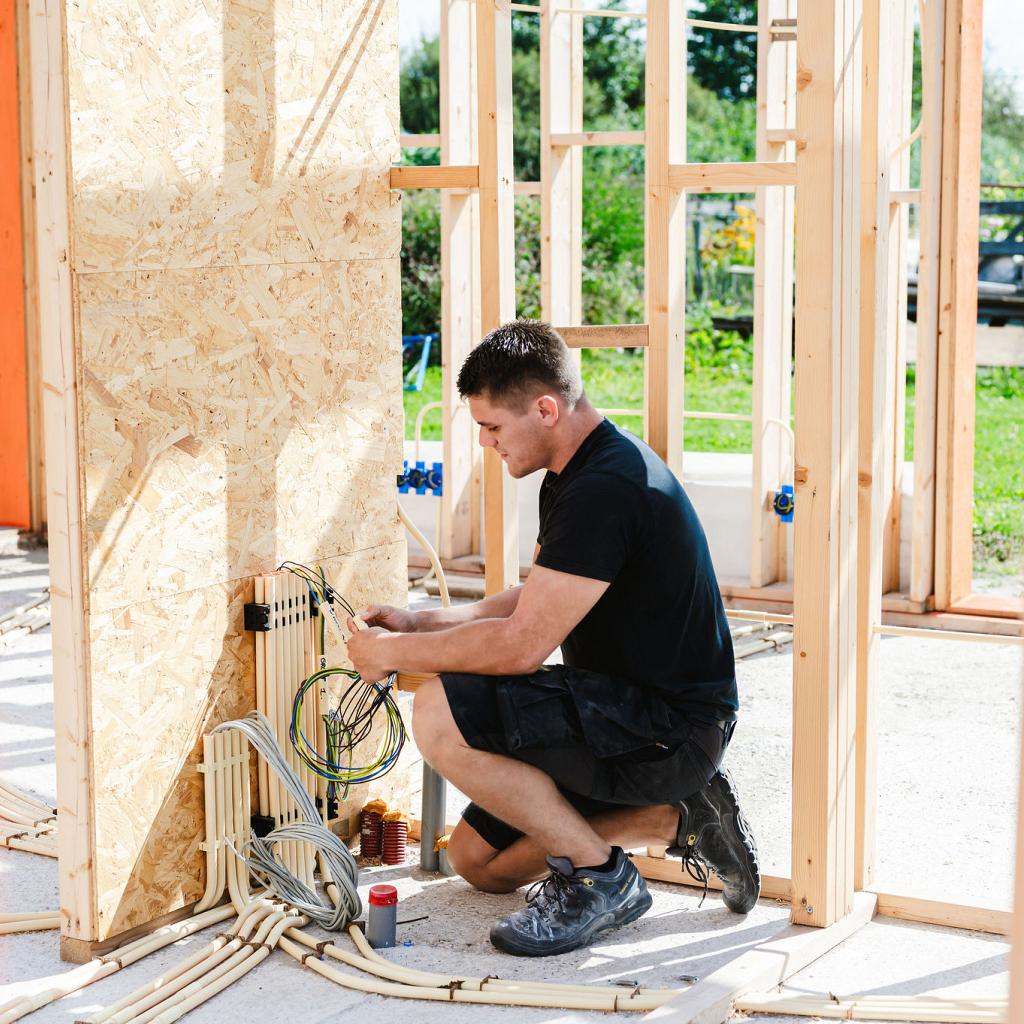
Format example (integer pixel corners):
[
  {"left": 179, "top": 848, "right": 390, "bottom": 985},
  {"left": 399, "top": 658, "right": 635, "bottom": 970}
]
[
  {"left": 411, "top": 677, "right": 457, "bottom": 764},
  {"left": 445, "top": 823, "right": 517, "bottom": 894}
]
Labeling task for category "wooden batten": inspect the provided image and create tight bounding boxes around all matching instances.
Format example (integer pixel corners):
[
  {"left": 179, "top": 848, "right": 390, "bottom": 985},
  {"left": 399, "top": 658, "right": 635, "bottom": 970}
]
[
  {"left": 750, "top": 0, "right": 796, "bottom": 589},
  {"left": 667, "top": 160, "right": 797, "bottom": 192},
  {"left": 557, "top": 323, "right": 649, "bottom": 348},
  {"left": 933, "top": 0, "right": 983, "bottom": 610},
  {"left": 790, "top": 0, "right": 861, "bottom": 929},
  {"left": 476, "top": 0, "right": 518, "bottom": 595},
  {"left": 389, "top": 164, "right": 480, "bottom": 190},
  {"left": 540, "top": 0, "right": 583, "bottom": 347},
  {"left": 548, "top": 129, "right": 645, "bottom": 147},
  {"left": 643, "top": 1, "right": 686, "bottom": 474},
  {"left": 909, "top": 0, "right": 946, "bottom": 604},
  {"left": 439, "top": 0, "right": 481, "bottom": 561}
]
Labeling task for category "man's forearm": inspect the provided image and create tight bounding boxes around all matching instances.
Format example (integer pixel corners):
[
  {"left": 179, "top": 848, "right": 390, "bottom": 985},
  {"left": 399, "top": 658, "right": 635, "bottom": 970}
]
[
  {"left": 383, "top": 614, "right": 541, "bottom": 676},
  {"left": 411, "top": 585, "right": 522, "bottom": 633}
]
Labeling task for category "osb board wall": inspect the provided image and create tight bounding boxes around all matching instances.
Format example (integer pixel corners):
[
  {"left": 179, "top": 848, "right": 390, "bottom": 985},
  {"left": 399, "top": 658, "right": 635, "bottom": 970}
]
[
  {"left": 61, "top": 0, "right": 406, "bottom": 941},
  {"left": 89, "top": 543, "right": 407, "bottom": 937}
]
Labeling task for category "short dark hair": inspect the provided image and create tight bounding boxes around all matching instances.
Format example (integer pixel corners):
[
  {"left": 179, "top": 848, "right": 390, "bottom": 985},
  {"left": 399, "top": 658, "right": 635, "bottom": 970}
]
[{"left": 456, "top": 319, "right": 583, "bottom": 410}]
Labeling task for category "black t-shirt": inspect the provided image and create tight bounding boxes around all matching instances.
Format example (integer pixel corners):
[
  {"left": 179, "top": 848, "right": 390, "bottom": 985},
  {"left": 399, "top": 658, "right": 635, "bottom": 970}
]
[{"left": 535, "top": 418, "right": 737, "bottom": 723}]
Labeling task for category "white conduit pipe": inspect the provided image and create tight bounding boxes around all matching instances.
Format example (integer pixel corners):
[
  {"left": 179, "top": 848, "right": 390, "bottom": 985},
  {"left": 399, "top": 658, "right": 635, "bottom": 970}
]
[
  {"left": 213, "top": 712, "right": 361, "bottom": 929},
  {"left": 398, "top": 505, "right": 450, "bottom": 608},
  {"left": 0, "top": 904, "right": 236, "bottom": 1024},
  {"left": 277, "top": 933, "right": 672, "bottom": 1013},
  {"left": 286, "top": 924, "right": 678, "bottom": 1002},
  {"left": 0, "top": 914, "right": 60, "bottom": 934}
]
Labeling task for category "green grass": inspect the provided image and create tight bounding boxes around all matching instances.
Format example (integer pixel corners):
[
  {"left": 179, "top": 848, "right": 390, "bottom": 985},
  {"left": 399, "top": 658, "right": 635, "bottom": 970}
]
[{"left": 405, "top": 350, "right": 1024, "bottom": 575}]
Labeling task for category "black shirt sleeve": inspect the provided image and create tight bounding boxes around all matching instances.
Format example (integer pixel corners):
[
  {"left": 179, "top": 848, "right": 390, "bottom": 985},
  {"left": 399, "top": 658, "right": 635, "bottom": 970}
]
[{"left": 535, "top": 471, "right": 643, "bottom": 583}]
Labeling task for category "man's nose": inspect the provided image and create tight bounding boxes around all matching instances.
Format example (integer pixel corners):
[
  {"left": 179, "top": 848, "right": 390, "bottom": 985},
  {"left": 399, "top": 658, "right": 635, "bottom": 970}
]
[{"left": 478, "top": 426, "right": 494, "bottom": 448}]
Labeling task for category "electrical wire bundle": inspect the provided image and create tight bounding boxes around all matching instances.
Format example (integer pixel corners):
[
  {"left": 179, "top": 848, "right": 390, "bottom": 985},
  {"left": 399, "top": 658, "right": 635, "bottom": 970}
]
[
  {"left": 214, "top": 712, "right": 361, "bottom": 929},
  {"left": 278, "top": 562, "right": 406, "bottom": 802}
]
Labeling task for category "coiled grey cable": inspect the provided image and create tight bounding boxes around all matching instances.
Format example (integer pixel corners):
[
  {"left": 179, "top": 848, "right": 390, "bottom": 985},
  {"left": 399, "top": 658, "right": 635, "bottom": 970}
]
[{"left": 213, "top": 712, "right": 361, "bottom": 930}]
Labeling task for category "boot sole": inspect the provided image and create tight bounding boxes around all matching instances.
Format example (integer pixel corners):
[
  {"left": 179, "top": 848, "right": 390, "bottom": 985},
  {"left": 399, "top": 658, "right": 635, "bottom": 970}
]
[{"left": 489, "top": 888, "right": 654, "bottom": 958}]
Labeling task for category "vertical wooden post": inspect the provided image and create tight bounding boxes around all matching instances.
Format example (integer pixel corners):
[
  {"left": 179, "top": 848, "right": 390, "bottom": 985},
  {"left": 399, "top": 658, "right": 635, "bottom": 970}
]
[
  {"left": 644, "top": 0, "right": 685, "bottom": 474},
  {"left": 909, "top": 0, "right": 946, "bottom": 604},
  {"left": 27, "top": 0, "right": 95, "bottom": 946},
  {"left": 856, "top": 0, "right": 909, "bottom": 893},
  {"left": 540, "top": 0, "right": 582, "bottom": 335},
  {"left": 477, "top": 0, "right": 518, "bottom": 595},
  {"left": 791, "top": 0, "right": 861, "bottom": 928},
  {"left": 883, "top": 0, "right": 915, "bottom": 596},
  {"left": 440, "top": 0, "right": 481, "bottom": 560},
  {"left": 750, "top": 0, "right": 796, "bottom": 587},
  {"left": 933, "top": 0, "right": 983, "bottom": 611}
]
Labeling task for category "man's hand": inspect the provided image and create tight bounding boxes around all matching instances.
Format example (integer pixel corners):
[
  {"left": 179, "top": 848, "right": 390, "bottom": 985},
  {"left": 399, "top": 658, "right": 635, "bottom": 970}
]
[
  {"left": 356, "top": 604, "right": 417, "bottom": 633},
  {"left": 346, "top": 617, "right": 395, "bottom": 683}
]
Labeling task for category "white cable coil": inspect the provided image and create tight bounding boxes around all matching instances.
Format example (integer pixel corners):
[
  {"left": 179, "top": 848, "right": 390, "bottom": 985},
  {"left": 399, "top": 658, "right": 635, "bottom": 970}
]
[{"left": 213, "top": 712, "right": 361, "bottom": 930}]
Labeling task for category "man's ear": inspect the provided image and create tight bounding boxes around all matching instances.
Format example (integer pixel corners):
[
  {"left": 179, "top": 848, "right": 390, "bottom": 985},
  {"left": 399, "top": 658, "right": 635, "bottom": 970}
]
[{"left": 536, "top": 394, "right": 560, "bottom": 425}]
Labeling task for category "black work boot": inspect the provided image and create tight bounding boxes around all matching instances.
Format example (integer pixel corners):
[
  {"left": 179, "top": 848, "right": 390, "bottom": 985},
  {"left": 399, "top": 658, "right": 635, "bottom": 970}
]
[
  {"left": 668, "top": 769, "right": 760, "bottom": 914},
  {"left": 489, "top": 847, "right": 652, "bottom": 957}
]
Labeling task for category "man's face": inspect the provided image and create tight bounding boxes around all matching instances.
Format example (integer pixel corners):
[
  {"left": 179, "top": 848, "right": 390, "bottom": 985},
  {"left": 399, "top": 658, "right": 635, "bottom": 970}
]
[{"left": 468, "top": 392, "right": 554, "bottom": 478}]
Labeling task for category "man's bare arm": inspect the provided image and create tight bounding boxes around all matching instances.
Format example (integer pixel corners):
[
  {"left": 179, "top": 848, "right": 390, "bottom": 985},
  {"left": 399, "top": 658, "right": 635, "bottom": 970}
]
[
  {"left": 408, "top": 585, "right": 522, "bottom": 632},
  {"left": 348, "top": 565, "right": 607, "bottom": 679}
]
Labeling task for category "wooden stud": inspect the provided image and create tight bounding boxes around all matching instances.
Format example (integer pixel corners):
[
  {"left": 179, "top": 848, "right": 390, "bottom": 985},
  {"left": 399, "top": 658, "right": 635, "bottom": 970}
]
[
  {"left": 24, "top": 0, "right": 96, "bottom": 952},
  {"left": 884, "top": 0, "right": 916, "bottom": 596},
  {"left": 477, "top": 0, "right": 518, "bottom": 595},
  {"left": 540, "top": 0, "right": 583, "bottom": 341},
  {"left": 909, "top": 0, "right": 945, "bottom": 604},
  {"left": 643, "top": 1, "right": 686, "bottom": 474},
  {"left": 933, "top": 0, "right": 983, "bottom": 611},
  {"left": 439, "top": 0, "right": 481, "bottom": 561},
  {"left": 790, "top": 0, "right": 861, "bottom": 929},
  {"left": 557, "top": 323, "right": 649, "bottom": 348},
  {"left": 854, "top": 0, "right": 906, "bottom": 897},
  {"left": 667, "top": 160, "right": 797, "bottom": 192},
  {"left": 389, "top": 165, "right": 479, "bottom": 190},
  {"left": 750, "top": 0, "right": 796, "bottom": 589}
]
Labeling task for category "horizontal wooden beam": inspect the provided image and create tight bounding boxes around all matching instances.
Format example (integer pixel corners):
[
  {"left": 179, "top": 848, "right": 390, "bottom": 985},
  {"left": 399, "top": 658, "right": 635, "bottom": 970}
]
[
  {"left": 557, "top": 323, "right": 649, "bottom": 348},
  {"left": 948, "top": 593, "right": 1024, "bottom": 620},
  {"left": 764, "top": 127, "right": 797, "bottom": 144},
  {"left": 872, "top": 891, "right": 1011, "bottom": 936},
  {"left": 389, "top": 165, "right": 479, "bottom": 190},
  {"left": 633, "top": 855, "right": 791, "bottom": 902},
  {"left": 400, "top": 133, "right": 441, "bottom": 148},
  {"left": 890, "top": 188, "right": 921, "bottom": 204},
  {"left": 514, "top": 180, "right": 542, "bottom": 195},
  {"left": 668, "top": 160, "right": 797, "bottom": 192},
  {"left": 874, "top": 623, "right": 1024, "bottom": 646},
  {"left": 549, "top": 130, "right": 645, "bottom": 147}
]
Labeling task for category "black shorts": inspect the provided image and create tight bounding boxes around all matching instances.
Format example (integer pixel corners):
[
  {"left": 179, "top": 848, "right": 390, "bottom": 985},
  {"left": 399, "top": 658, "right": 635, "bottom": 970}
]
[{"left": 440, "top": 665, "right": 733, "bottom": 852}]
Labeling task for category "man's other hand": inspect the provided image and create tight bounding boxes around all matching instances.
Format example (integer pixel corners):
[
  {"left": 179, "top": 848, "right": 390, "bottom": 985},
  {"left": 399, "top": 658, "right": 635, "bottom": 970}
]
[
  {"left": 346, "top": 617, "right": 394, "bottom": 683},
  {"left": 357, "top": 604, "right": 416, "bottom": 633}
]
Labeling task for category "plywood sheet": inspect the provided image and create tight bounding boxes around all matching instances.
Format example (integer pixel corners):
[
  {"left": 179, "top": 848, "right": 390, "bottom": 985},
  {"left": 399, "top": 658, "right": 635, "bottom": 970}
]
[
  {"left": 88, "top": 540, "right": 407, "bottom": 937},
  {"left": 78, "top": 258, "right": 402, "bottom": 615},
  {"left": 67, "top": 0, "right": 401, "bottom": 272}
]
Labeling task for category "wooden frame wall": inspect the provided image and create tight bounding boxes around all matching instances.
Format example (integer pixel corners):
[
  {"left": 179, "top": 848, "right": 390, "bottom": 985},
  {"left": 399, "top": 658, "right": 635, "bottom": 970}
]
[{"left": 392, "top": 0, "right": 1013, "bottom": 948}]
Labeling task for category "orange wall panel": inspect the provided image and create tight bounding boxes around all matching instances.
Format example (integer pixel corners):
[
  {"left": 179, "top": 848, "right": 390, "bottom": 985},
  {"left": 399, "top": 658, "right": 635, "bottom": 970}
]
[{"left": 0, "top": 4, "right": 28, "bottom": 528}]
